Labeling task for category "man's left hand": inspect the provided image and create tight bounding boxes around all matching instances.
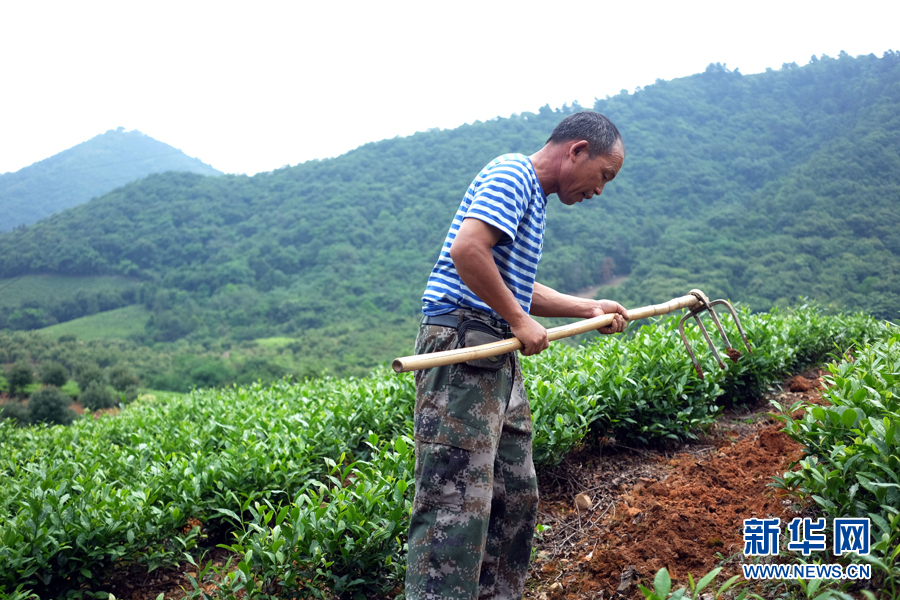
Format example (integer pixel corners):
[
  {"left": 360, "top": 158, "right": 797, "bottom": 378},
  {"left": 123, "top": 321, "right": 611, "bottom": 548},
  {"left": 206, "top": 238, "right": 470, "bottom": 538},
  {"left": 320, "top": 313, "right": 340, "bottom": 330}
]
[{"left": 588, "top": 300, "right": 628, "bottom": 334}]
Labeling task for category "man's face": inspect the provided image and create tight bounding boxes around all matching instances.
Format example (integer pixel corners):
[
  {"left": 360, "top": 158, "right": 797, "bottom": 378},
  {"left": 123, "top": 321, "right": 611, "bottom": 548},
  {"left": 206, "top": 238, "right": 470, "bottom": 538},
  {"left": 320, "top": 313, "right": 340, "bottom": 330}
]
[{"left": 558, "top": 140, "right": 625, "bottom": 205}]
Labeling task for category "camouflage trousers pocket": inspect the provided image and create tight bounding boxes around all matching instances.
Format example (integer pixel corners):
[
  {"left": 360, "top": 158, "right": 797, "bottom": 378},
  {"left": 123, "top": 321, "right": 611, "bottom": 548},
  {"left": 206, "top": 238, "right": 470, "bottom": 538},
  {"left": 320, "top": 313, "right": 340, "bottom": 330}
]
[
  {"left": 456, "top": 318, "right": 509, "bottom": 371},
  {"left": 415, "top": 412, "right": 485, "bottom": 452},
  {"left": 413, "top": 438, "right": 494, "bottom": 513}
]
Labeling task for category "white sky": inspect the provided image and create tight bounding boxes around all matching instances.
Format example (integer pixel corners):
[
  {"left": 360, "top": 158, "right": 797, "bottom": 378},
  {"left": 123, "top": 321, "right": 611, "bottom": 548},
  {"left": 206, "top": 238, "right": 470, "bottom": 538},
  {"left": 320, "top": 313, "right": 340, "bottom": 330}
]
[{"left": 1, "top": 0, "right": 898, "bottom": 176}]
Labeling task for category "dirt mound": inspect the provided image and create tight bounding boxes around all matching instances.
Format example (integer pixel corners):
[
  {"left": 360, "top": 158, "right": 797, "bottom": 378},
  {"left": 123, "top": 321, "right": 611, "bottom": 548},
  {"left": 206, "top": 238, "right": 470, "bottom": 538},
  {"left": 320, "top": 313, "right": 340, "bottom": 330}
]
[
  {"left": 788, "top": 375, "right": 816, "bottom": 392},
  {"left": 579, "top": 424, "right": 801, "bottom": 597}
]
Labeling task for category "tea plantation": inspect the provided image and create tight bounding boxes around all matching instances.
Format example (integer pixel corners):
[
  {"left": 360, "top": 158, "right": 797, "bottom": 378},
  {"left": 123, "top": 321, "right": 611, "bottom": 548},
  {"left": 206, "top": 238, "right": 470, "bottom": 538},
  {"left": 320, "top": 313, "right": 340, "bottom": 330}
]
[{"left": 0, "top": 308, "right": 893, "bottom": 599}]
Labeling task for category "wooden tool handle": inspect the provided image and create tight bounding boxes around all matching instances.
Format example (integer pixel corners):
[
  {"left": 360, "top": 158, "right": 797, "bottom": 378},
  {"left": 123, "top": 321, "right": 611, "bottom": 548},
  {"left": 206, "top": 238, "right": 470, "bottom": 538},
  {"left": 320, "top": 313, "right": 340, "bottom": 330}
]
[{"left": 392, "top": 294, "right": 700, "bottom": 373}]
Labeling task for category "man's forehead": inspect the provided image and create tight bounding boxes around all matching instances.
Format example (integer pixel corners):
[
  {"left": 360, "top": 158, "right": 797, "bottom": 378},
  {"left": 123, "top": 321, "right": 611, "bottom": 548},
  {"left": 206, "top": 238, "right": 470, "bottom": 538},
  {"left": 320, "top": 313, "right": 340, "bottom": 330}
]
[
  {"left": 596, "top": 143, "right": 624, "bottom": 172},
  {"left": 608, "top": 140, "right": 625, "bottom": 162}
]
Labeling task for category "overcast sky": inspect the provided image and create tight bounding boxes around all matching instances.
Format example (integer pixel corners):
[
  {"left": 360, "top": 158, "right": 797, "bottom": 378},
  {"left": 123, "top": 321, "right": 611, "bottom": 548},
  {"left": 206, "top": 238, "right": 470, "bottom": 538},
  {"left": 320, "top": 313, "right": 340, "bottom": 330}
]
[{"left": 1, "top": 0, "right": 898, "bottom": 176}]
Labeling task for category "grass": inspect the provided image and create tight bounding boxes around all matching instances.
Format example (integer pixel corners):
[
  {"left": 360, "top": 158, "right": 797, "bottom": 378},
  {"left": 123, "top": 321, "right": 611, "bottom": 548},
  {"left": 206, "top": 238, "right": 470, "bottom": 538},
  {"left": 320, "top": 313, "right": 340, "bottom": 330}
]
[
  {"left": 0, "top": 275, "right": 138, "bottom": 308},
  {"left": 36, "top": 304, "right": 150, "bottom": 341}
]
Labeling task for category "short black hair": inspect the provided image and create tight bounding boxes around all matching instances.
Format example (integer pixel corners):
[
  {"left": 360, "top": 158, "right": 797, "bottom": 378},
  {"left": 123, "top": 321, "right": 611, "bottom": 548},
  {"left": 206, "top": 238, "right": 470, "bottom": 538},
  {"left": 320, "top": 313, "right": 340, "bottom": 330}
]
[{"left": 546, "top": 111, "right": 623, "bottom": 157}]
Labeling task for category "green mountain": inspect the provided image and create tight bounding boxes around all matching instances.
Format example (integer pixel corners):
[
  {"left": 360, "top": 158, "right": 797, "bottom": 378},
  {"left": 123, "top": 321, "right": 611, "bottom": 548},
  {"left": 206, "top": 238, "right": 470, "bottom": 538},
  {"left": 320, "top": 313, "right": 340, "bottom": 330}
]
[
  {"left": 0, "top": 128, "right": 221, "bottom": 231},
  {"left": 0, "top": 51, "right": 898, "bottom": 379}
]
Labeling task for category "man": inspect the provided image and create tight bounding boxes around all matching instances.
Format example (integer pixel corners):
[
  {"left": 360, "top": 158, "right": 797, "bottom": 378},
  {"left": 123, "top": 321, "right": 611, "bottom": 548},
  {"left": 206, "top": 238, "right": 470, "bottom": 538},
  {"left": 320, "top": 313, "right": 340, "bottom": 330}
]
[{"left": 406, "top": 111, "right": 628, "bottom": 600}]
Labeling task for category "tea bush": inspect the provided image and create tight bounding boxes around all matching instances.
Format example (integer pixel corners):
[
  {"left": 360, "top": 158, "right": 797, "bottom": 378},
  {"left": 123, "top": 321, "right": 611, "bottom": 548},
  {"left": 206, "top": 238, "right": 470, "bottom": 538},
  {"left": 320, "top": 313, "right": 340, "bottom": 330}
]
[
  {"left": 777, "top": 329, "right": 900, "bottom": 518},
  {"left": 202, "top": 436, "right": 415, "bottom": 599}
]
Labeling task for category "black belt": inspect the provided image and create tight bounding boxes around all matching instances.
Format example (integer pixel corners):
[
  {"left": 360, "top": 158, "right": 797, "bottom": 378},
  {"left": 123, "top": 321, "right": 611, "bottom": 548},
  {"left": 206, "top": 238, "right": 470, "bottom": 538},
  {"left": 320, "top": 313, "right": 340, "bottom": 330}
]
[
  {"left": 422, "top": 314, "right": 459, "bottom": 328},
  {"left": 423, "top": 312, "right": 512, "bottom": 336}
]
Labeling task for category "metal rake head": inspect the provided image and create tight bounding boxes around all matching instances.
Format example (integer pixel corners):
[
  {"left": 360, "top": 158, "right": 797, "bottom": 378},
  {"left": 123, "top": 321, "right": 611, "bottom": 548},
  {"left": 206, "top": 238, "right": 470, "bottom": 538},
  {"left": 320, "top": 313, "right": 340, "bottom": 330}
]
[{"left": 677, "top": 289, "right": 752, "bottom": 379}]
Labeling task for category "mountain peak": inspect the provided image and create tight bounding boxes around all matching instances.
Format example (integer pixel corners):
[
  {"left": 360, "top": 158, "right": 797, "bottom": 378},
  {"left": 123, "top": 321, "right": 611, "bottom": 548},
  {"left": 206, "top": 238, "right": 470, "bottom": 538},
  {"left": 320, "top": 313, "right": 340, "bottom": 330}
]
[{"left": 0, "top": 130, "right": 221, "bottom": 231}]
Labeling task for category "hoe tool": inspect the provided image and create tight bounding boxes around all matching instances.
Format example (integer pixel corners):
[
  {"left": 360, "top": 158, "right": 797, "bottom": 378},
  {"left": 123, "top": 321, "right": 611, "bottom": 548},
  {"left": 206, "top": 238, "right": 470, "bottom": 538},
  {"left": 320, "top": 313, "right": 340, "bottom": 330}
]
[{"left": 392, "top": 289, "right": 752, "bottom": 378}]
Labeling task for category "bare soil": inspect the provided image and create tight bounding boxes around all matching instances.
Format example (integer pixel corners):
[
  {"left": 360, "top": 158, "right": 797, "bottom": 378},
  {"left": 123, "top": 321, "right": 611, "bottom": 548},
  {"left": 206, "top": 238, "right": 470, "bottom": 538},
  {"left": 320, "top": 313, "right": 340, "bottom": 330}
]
[{"left": 70, "top": 399, "right": 121, "bottom": 417}]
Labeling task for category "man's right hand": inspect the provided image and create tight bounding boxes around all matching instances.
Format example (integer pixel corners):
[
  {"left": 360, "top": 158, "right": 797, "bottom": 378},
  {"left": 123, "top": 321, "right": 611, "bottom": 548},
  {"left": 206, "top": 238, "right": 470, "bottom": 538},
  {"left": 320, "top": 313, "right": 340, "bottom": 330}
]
[{"left": 510, "top": 314, "right": 549, "bottom": 356}]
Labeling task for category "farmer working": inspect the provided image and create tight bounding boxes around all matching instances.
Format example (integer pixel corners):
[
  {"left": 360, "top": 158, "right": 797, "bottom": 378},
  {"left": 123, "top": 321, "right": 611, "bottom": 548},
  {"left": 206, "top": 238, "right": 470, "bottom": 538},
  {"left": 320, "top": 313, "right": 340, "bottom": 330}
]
[{"left": 406, "top": 111, "right": 629, "bottom": 600}]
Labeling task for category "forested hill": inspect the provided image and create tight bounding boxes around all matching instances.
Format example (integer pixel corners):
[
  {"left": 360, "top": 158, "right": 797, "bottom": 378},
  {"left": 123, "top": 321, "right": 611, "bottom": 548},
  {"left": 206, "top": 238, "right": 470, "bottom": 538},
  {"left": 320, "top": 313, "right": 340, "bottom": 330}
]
[
  {"left": 0, "top": 128, "right": 221, "bottom": 231},
  {"left": 0, "top": 51, "right": 898, "bottom": 376}
]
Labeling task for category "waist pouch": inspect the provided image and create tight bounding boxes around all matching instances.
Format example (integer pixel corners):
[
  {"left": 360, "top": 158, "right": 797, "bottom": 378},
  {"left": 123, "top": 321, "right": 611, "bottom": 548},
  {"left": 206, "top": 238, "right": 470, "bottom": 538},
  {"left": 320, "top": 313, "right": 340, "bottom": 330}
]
[{"left": 456, "top": 318, "right": 510, "bottom": 371}]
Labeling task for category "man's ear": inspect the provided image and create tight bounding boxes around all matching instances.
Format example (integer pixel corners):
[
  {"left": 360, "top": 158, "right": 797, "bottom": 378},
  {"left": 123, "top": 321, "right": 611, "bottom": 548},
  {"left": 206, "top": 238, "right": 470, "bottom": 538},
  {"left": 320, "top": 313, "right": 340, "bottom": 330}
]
[{"left": 568, "top": 140, "right": 590, "bottom": 160}]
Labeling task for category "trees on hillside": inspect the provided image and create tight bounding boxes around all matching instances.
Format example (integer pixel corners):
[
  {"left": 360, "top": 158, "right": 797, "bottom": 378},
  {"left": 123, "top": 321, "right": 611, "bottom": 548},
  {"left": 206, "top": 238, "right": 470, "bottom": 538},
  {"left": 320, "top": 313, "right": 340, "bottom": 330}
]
[{"left": 0, "top": 52, "right": 897, "bottom": 368}]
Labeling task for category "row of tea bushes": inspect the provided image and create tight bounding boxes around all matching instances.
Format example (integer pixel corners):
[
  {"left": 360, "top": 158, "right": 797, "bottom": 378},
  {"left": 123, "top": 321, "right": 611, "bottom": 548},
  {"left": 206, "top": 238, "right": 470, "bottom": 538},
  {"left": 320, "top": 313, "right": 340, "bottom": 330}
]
[
  {"left": 0, "top": 375, "right": 415, "bottom": 597},
  {"left": 0, "top": 308, "right": 886, "bottom": 597},
  {"left": 526, "top": 307, "right": 886, "bottom": 465},
  {"left": 775, "top": 324, "right": 900, "bottom": 593}
]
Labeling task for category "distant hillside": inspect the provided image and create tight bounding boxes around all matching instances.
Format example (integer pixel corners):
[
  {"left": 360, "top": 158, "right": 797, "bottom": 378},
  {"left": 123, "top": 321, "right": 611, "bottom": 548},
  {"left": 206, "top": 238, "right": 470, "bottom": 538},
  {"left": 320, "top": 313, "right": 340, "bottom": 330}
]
[
  {"left": 0, "top": 51, "right": 897, "bottom": 377},
  {"left": 0, "top": 128, "right": 221, "bottom": 231}
]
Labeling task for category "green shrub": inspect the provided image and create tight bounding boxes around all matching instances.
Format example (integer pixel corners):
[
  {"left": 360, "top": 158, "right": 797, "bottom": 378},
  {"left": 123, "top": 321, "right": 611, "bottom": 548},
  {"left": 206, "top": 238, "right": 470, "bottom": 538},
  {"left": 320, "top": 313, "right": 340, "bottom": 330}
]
[
  {"left": 79, "top": 382, "right": 117, "bottom": 411},
  {"left": 27, "top": 386, "right": 76, "bottom": 426},
  {"left": 39, "top": 362, "right": 68, "bottom": 387},
  {"left": 5, "top": 363, "right": 33, "bottom": 398},
  {"left": 772, "top": 325, "right": 899, "bottom": 598},
  {"left": 74, "top": 363, "right": 104, "bottom": 391},
  {"left": 108, "top": 365, "right": 140, "bottom": 392},
  {"left": 0, "top": 402, "right": 30, "bottom": 425},
  {"left": 120, "top": 385, "right": 140, "bottom": 404},
  {"left": 210, "top": 436, "right": 414, "bottom": 599},
  {"left": 775, "top": 329, "right": 900, "bottom": 518},
  {"left": 188, "top": 358, "right": 235, "bottom": 388}
]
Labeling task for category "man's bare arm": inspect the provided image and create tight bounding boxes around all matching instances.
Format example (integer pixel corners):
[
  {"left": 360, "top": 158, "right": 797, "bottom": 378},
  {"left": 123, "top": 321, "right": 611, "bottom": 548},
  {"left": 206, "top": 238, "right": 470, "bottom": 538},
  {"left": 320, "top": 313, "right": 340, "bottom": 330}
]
[
  {"left": 530, "top": 282, "right": 628, "bottom": 334},
  {"left": 449, "top": 218, "right": 549, "bottom": 355}
]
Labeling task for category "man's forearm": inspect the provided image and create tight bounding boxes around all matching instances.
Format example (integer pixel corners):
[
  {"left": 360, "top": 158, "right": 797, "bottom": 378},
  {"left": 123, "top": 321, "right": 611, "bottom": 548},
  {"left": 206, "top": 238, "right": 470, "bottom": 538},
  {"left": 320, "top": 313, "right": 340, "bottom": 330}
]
[{"left": 529, "top": 282, "right": 599, "bottom": 318}]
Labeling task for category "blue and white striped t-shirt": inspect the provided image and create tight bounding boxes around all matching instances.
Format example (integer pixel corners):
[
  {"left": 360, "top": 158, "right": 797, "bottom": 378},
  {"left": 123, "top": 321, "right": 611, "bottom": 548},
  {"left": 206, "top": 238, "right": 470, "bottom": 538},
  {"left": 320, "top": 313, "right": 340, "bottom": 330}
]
[{"left": 422, "top": 153, "right": 547, "bottom": 322}]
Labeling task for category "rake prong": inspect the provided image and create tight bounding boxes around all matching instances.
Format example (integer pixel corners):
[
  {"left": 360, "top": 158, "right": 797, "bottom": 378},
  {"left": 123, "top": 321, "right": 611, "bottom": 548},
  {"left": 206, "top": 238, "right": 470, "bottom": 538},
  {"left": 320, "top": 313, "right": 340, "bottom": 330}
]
[
  {"left": 678, "top": 313, "right": 704, "bottom": 379},
  {"left": 703, "top": 303, "right": 735, "bottom": 362},
  {"left": 709, "top": 299, "right": 753, "bottom": 357},
  {"left": 694, "top": 313, "right": 727, "bottom": 369},
  {"left": 676, "top": 289, "right": 749, "bottom": 377}
]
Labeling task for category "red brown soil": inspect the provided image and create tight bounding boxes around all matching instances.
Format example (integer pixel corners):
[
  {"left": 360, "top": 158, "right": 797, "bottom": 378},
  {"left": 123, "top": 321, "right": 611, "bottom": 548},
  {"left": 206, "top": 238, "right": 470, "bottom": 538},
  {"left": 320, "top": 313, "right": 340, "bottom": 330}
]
[
  {"left": 70, "top": 400, "right": 121, "bottom": 417},
  {"left": 583, "top": 424, "right": 797, "bottom": 596},
  {"left": 525, "top": 369, "right": 828, "bottom": 600}
]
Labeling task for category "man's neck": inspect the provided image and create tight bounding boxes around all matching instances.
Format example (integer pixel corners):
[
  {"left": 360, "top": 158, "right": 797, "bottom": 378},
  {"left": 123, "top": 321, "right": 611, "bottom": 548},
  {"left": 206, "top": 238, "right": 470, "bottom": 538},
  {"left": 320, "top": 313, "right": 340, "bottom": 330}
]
[{"left": 528, "top": 144, "right": 564, "bottom": 196}]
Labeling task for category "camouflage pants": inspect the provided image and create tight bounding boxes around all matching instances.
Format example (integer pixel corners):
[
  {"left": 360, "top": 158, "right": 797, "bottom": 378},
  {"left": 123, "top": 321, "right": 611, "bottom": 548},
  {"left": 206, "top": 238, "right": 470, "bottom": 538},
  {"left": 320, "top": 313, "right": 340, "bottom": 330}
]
[{"left": 405, "top": 309, "right": 539, "bottom": 600}]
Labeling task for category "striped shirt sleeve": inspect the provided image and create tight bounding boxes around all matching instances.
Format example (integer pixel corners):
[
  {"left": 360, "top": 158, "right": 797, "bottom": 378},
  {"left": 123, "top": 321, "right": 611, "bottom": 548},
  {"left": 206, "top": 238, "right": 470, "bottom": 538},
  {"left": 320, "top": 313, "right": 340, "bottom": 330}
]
[{"left": 465, "top": 162, "right": 530, "bottom": 245}]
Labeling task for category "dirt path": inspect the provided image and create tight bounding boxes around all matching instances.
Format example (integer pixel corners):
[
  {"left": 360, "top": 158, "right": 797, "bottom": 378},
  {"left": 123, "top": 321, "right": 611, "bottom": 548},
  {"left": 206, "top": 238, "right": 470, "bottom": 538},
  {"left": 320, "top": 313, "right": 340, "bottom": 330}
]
[
  {"left": 574, "top": 276, "right": 629, "bottom": 300},
  {"left": 524, "top": 371, "right": 826, "bottom": 600}
]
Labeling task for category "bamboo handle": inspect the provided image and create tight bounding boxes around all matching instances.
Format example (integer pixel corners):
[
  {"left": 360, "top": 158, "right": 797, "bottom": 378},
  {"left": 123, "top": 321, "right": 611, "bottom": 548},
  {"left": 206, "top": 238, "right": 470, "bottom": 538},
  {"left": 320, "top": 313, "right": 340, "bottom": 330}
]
[{"left": 392, "top": 294, "right": 700, "bottom": 373}]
